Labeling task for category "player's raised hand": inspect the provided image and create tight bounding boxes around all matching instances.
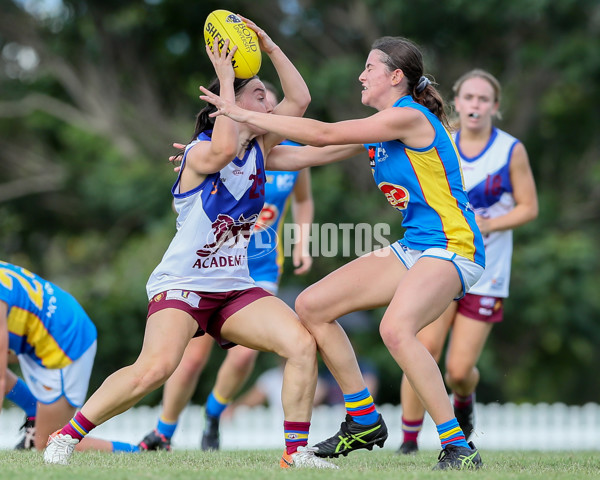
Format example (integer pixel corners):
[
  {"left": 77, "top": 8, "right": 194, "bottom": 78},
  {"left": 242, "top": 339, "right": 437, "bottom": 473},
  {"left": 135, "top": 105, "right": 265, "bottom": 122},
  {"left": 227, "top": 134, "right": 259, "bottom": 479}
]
[
  {"left": 199, "top": 86, "right": 250, "bottom": 123},
  {"left": 206, "top": 38, "right": 237, "bottom": 83},
  {"left": 238, "top": 15, "right": 276, "bottom": 54}
]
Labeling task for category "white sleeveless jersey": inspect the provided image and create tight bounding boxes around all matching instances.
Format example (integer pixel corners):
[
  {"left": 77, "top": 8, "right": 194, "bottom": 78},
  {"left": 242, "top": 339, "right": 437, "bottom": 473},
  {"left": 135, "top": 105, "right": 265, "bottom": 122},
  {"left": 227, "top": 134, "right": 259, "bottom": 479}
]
[
  {"left": 454, "top": 127, "right": 519, "bottom": 298},
  {"left": 146, "top": 131, "right": 266, "bottom": 298}
]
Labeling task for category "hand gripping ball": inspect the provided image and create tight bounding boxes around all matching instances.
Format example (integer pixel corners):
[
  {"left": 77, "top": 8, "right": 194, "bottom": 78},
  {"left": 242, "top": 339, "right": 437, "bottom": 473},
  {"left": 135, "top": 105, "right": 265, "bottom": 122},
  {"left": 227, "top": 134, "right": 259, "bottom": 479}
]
[{"left": 204, "top": 10, "right": 262, "bottom": 79}]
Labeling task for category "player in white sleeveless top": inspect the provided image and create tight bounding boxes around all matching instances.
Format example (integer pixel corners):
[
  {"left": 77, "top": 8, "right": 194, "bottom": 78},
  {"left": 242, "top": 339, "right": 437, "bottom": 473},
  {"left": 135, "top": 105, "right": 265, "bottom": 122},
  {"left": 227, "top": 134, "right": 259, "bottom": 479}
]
[
  {"left": 146, "top": 130, "right": 264, "bottom": 297},
  {"left": 398, "top": 69, "right": 538, "bottom": 454},
  {"left": 457, "top": 126, "right": 518, "bottom": 298},
  {"left": 45, "top": 20, "right": 336, "bottom": 470},
  {"left": 137, "top": 84, "right": 314, "bottom": 454}
]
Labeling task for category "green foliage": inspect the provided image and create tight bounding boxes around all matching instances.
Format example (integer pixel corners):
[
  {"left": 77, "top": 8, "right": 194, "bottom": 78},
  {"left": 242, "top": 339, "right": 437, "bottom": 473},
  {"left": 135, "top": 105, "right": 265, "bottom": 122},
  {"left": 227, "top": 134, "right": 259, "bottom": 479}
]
[{"left": 1, "top": 0, "right": 599, "bottom": 407}]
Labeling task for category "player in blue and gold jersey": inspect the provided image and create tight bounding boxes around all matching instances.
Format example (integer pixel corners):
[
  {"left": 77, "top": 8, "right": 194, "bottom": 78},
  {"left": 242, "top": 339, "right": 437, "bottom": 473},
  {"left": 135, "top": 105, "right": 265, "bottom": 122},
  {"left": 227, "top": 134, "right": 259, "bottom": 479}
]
[
  {"left": 0, "top": 261, "right": 97, "bottom": 451},
  {"left": 201, "top": 35, "right": 486, "bottom": 469},
  {"left": 398, "top": 69, "right": 538, "bottom": 454}
]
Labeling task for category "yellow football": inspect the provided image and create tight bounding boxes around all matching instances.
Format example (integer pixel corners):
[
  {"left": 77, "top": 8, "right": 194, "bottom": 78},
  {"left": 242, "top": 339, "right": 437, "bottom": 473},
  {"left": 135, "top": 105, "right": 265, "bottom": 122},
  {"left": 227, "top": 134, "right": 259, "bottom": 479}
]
[{"left": 204, "top": 10, "right": 262, "bottom": 79}]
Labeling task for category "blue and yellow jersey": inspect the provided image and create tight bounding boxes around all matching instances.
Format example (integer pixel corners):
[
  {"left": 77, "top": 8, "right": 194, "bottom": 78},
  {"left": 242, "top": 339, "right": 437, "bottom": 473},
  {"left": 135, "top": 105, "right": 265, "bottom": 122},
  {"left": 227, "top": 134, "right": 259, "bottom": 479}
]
[
  {"left": 366, "top": 95, "right": 485, "bottom": 267},
  {"left": 0, "top": 262, "right": 97, "bottom": 369},
  {"left": 247, "top": 168, "right": 300, "bottom": 285}
]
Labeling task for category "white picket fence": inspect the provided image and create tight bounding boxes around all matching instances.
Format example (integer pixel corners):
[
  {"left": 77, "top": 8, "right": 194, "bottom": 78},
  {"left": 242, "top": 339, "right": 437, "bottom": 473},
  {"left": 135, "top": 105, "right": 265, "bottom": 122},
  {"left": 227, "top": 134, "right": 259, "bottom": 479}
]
[{"left": 2, "top": 402, "right": 599, "bottom": 450}]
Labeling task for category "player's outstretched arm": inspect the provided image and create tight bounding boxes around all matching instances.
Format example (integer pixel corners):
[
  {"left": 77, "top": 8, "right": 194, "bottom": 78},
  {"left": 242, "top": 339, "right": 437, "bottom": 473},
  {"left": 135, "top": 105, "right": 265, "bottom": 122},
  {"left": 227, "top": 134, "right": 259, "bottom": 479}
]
[{"left": 266, "top": 143, "right": 364, "bottom": 171}]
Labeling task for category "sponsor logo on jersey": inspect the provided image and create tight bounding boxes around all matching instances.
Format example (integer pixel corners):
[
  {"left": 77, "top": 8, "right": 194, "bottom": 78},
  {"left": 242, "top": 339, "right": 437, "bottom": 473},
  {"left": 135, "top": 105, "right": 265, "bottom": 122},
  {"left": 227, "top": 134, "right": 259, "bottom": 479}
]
[
  {"left": 368, "top": 146, "right": 376, "bottom": 167},
  {"left": 480, "top": 296, "right": 496, "bottom": 308},
  {"left": 377, "top": 145, "right": 389, "bottom": 163},
  {"left": 276, "top": 173, "right": 296, "bottom": 191}
]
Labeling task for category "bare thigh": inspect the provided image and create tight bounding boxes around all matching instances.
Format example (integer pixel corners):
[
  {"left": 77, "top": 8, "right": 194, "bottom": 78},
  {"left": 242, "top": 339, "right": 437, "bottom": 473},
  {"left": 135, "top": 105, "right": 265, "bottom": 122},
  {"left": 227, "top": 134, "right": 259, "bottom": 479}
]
[
  {"left": 383, "top": 256, "right": 462, "bottom": 336},
  {"left": 220, "top": 296, "right": 309, "bottom": 356},
  {"left": 297, "top": 247, "right": 407, "bottom": 323}
]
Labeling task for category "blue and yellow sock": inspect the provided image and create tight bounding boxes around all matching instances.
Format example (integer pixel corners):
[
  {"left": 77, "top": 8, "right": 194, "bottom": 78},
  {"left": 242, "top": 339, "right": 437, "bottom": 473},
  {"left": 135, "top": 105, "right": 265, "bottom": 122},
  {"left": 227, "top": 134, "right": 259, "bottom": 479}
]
[
  {"left": 205, "top": 390, "right": 230, "bottom": 419},
  {"left": 437, "top": 418, "right": 469, "bottom": 449},
  {"left": 344, "top": 388, "right": 379, "bottom": 425},
  {"left": 6, "top": 378, "right": 37, "bottom": 417},
  {"left": 284, "top": 421, "right": 309, "bottom": 454},
  {"left": 156, "top": 416, "right": 178, "bottom": 439},
  {"left": 111, "top": 441, "right": 140, "bottom": 453}
]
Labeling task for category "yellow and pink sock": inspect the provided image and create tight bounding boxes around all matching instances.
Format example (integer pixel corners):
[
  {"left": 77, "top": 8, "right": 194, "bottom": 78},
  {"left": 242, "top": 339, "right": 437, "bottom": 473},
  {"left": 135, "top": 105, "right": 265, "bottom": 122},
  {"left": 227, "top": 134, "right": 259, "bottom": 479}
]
[
  {"left": 402, "top": 416, "right": 423, "bottom": 443},
  {"left": 60, "top": 411, "right": 96, "bottom": 441}
]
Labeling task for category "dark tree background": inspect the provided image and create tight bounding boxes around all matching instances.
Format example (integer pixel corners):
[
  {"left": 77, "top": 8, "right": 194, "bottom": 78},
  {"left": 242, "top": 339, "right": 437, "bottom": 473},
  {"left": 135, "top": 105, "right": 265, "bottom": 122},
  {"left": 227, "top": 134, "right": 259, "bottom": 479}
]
[{"left": 1, "top": 0, "right": 599, "bottom": 407}]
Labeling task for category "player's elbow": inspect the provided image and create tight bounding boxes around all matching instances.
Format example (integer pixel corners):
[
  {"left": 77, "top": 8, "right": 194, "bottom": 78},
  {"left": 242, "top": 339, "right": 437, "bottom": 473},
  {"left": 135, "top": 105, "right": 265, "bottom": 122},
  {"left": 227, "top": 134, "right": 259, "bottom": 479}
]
[
  {"left": 524, "top": 197, "right": 539, "bottom": 223},
  {"left": 309, "top": 133, "right": 332, "bottom": 148},
  {"left": 211, "top": 143, "right": 237, "bottom": 160},
  {"left": 298, "top": 92, "right": 311, "bottom": 113},
  {"left": 528, "top": 203, "right": 539, "bottom": 222}
]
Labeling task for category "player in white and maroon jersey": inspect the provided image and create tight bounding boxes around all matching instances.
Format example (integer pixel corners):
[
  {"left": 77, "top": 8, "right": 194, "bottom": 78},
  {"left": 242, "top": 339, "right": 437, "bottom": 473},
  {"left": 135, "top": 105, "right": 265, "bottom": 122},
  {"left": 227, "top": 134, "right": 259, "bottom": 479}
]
[{"left": 45, "top": 19, "right": 337, "bottom": 470}]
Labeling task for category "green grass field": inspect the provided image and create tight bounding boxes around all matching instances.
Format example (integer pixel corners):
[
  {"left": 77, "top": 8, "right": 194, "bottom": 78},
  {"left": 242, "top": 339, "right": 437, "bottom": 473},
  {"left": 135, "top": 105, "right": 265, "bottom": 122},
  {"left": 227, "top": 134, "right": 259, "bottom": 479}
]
[{"left": 0, "top": 449, "right": 599, "bottom": 480}]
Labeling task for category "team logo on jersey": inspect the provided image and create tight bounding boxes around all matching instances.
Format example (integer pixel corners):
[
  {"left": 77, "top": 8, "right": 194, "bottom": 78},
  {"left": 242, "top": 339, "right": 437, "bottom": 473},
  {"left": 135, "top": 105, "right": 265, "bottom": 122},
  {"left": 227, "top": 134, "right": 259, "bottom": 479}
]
[
  {"left": 249, "top": 203, "right": 279, "bottom": 261},
  {"left": 193, "top": 213, "right": 258, "bottom": 269},
  {"left": 254, "top": 203, "right": 279, "bottom": 230},
  {"left": 378, "top": 182, "right": 410, "bottom": 210},
  {"left": 152, "top": 293, "right": 164, "bottom": 302}
]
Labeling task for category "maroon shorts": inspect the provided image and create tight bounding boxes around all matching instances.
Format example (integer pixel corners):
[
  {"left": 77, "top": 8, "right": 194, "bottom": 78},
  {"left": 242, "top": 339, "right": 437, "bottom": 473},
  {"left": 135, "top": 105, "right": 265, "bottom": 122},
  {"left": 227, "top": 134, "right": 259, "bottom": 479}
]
[
  {"left": 456, "top": 293, "right": 504, "bottom": 323},
  {"left": 147, "top": 287, "right": 273, "bottom": 349}
]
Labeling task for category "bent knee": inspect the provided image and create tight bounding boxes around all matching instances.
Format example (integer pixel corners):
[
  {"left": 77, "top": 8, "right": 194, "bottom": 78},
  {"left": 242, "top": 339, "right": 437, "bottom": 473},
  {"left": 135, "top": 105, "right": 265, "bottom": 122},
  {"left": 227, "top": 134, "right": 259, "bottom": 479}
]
[
  {"left": 379, "top": 322, "right": 413, "bottom": 352},
  {"left": 295, "top": 289, "right": 322, "bottom": 325},
  {"left": 226, "top": 346, "right": 259, "bottom": 370},
  {"left": 133, "top": 361, "right": 177, "bottom": 392},
  {"left": 281, "top": 326, "right": 317, "bottom": 361},
  {"left": 445, "top": 363, "right": 475, "bottom": 385}
]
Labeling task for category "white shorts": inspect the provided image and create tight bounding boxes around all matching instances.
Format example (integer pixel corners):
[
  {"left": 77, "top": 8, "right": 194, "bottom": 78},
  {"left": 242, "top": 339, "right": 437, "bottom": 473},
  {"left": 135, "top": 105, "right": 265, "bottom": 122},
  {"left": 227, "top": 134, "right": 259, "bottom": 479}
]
[
  {"left": 390, "top": 242, "right": 484, "bottom": 299},
  {"left": 18, "top": 341, "right": 97, "bottom": 407}
]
